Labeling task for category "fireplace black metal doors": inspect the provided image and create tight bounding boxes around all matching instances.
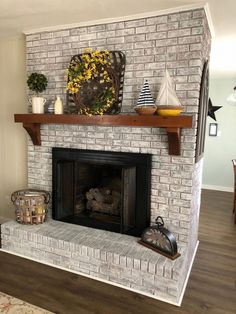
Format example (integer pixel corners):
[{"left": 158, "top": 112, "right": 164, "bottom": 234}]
[{"left": 52, "top": 148, "right": 151, "bottom": 237}]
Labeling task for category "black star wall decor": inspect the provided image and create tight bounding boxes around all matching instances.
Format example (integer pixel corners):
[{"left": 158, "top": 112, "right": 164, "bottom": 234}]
[{"left": 208, "top": 98, "right": 222, "bottom": 121}]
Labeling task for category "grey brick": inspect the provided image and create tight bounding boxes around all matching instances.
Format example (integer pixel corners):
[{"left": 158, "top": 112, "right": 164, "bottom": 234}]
[
  {"left": 148, "top": 261, "right": 157, "bottom": 274},
  {"left": 133, "top": 258, "right": 141, "bottom": 270},
  {"left": 190, "top": 43, "right": 202, "bottom": 51},
  {"left": 178, "top": 35, "right": 202, "bottom": 44},
  {"left": 136, "top": 25, "right": 156, "bottom": 34},
  {"left": 146, "top": 16, "right": 168, "bottom": 25},
  {"left": 192, "top": 27, "right": 203, "bottom": 35},
  {"left": 167, "top": 45, "right": 189, "bottom": 53},
  {"left": 88, "top": 25, "right": 106, "bottom": 33},
  {"left": 126, "top": 257, "right": 134, "bottom": 269},
  {"left": 26, "top": 34, "right": 41, "bottom": 41},
  {"left": 156, "top": 22, "right": 179, "bottom": 31},
  {"left": 168, "top": 29, "right": 191, "bottom": 38},
  {"left": 125, "top": 34, "right": 145, "bottom": 43},
  {"left": 48, "top": 38, "right": 62, "bottom": 45},
  {"left": 80, "top": 33, "right": 97, "bottom": 41},
  {"left": 106, "top": 22, "right": 125, "bottom": 30},
  {"left": 107, "top": 37, "right": 124, "bottom": 44},
  {"left": 134, "top": 41, "right": 155, "bottom": 49},
  {"left": 193, "top": 9, "right": 205, "bottom": 18},
  {"left": 115, "top": 28, "right": 135, "bottom": 36},
  {"left": 125, "top": 19, "right": 146, "bottom": 28},
  {"left": 97, "top": 31, "right": 115, "bottom": 39},
  {"left": 180, "top": 19, "right": 203, "bottom": 28},
  {"left": 143, "top": 273, "right": 155, "bottom": 288},
  {"left": 146, "top": 31, "right": 167, "bottom": 40},
  {"left": 54, "top": 30, "right": 70, "bottom": 37},
  {"left": 176, "top": 83, "right": 200, "bottom": 91},
  {"left": 156, "top": 38, "right": 178, "bottom": 46},
  {"left": 119, "top": 255, "right": 127, "bottom": 267},
  {"left": 88, "top": 39, "right": 107, "bottom": 46}
]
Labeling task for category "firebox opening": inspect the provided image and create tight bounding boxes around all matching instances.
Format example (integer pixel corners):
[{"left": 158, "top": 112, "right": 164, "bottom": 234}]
[
  {"left": 52, "top": 148, "right": 151, "bottom": 236},
  {"left": 77, "top": 163, "right": 122, "bottom": 222}
]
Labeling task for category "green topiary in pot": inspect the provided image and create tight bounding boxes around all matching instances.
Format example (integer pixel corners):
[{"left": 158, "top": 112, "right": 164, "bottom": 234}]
[
  {"left": 27, "top": 73, "right": 48, "bottom": 113},
  {"left": 27, "top": 72, "right": 48, "bottom": 94}
]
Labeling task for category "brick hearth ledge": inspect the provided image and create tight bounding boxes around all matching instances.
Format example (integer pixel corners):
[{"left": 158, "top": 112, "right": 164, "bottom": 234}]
[{"left": 0, "top": 219, "right": 198, "bottom": 305}]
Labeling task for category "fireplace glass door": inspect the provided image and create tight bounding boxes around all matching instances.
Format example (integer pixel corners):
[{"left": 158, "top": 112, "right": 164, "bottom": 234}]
[{"left": 52, "top": 148, "right": 151, "bottom": 236}]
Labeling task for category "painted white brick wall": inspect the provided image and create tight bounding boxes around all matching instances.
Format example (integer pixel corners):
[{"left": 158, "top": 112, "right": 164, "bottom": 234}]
[
  {"left": 27, "top": 124, "right": 195, "bottom": 245},
  {"left": 26, "top": 9, "right": 210, "bottom": 115},
  {"left": 25, "top": 8, "right": 211, "bottom": 248}
]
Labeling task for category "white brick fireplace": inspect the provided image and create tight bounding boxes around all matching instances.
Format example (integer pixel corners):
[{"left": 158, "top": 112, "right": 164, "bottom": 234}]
[{"left": 1, "top": 5, "right": 211, "bottom": 305}]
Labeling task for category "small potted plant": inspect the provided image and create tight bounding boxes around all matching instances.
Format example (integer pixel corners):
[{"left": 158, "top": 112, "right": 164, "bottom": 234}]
[{"left": 27, "top": 72, "right": 48, "bottom": 113}]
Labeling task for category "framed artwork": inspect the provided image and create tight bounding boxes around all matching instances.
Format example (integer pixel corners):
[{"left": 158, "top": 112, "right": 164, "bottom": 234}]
[
  {"left": 195, "top": 60, "right": 209, "bottom": 162},
  {"left": 209, "top": 123, "right": 218, "bottom": 136}
]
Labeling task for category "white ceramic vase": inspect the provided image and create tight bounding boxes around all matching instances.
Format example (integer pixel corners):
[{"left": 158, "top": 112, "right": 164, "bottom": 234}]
[
  {"left": 30, "top": 96, "right": 46, "bottom": 114},
  {"left": 54, "top": 96, "right": 63, "bottom": 114}
]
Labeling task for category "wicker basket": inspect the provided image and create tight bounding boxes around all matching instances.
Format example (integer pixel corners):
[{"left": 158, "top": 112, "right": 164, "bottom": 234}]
[{"left": 11, "top": 189, "right": 50, "bottom": 224}]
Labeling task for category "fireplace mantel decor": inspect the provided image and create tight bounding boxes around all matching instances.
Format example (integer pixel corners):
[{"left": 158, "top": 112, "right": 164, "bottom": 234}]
[
  {"left": 67, "top": 50, "right": 126, "bottom": 115},
  {"left": 14, "top": 114, "right": 193, "bottom": 155}
]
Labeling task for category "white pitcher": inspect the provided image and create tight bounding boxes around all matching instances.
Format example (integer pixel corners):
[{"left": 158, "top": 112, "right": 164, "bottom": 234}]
[{"left": 29, "top": 96, "right": 46, "bottom": 114}]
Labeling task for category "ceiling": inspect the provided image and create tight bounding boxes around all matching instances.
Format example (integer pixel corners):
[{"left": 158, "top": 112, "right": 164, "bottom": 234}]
[{"left": 0, "top": 0, "right": 236, "bottom": 78}]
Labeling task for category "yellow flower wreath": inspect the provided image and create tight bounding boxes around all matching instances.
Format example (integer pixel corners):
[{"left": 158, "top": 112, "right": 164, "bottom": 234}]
[{"left": 67, "top": 49, "right": 116, "bottom": 115}]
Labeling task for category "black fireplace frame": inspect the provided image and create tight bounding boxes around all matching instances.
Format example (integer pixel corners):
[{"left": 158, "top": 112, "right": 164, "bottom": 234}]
[{"left": 52, "top": 147, "right": 151, "bottom": 236}]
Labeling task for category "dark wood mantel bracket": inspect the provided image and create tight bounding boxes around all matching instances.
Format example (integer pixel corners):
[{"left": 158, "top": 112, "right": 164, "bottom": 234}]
[
  {"left": 166, "top": 127, "right": 181, "bottom": 155},
  {"left": 15, "top": 114, "right": 193, "bottom": 156},
  {"left": 23, "top": 123, "right": 41, "bottom": 146}
]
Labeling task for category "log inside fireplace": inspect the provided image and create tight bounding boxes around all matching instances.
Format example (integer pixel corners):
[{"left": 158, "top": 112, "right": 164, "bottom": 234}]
[{"left": 52, "top": 148, "right": 151, "bottom": 237}]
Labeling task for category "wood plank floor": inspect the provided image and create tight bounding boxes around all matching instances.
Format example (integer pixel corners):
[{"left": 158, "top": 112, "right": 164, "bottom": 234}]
[{"left": 0, "top": 189, "right": 235, "bottom": 314}]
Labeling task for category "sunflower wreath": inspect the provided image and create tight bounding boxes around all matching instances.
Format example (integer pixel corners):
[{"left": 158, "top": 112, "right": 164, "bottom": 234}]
[{"left": 67, "top": 49, "right": 121, "bottom": 116}]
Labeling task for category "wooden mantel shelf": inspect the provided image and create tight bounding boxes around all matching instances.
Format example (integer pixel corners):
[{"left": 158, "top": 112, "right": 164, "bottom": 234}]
[{"left": 14, "top": 114, "right": 193, "bottom": 155}]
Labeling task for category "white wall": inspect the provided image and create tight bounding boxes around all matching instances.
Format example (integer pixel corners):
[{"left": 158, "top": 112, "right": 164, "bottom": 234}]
[
  {"left": 0, "top": 35, "right": 27, "bottom": 218},
  {"left": 202, "top": 77, "right": 236, "bottom": 191}
]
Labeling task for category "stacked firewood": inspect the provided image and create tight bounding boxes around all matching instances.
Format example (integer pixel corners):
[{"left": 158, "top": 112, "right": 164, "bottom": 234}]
[{"left": 86, "top": 188, "right": 121, "bottom": 216}]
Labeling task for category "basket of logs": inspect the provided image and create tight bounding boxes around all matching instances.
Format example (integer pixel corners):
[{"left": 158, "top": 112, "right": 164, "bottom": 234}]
[{"left": 11, "top": 189, "right": 50, "bottom": 224}]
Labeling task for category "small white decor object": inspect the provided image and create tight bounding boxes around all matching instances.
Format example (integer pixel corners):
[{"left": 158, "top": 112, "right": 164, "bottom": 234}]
[
  {"left": 54, "top": 96, "right": 63, "bottom": 114},
  {"left": 155, "top": 69, "right": 183, "bottom": 116},
  {"left": 29, "top": 96, "right": 46, "bottom": 114},
  {"left": 134, "top": 80, "right": 156, "bottom": 115}
]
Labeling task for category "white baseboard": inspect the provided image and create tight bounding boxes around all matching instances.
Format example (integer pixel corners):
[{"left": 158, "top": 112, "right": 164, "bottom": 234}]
[{"left": 202, "top": 184, "right": 233, "bottom": 192}]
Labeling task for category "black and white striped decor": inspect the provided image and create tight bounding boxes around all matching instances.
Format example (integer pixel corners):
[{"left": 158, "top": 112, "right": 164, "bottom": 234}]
[{"left": 137, "top": 80, "right": 155, "bottom": 106}]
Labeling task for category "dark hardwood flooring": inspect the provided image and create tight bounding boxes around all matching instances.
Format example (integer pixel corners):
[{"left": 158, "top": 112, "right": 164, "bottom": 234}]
[{"left": 0, "top": 189, "right": 235, "bottom": 314}]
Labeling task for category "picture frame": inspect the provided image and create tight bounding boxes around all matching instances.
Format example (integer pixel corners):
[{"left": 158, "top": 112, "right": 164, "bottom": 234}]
[
  {"left": 209, "top": 123, "right": 218, "bottom": 136},
  {"left": 195, "top": 60, "right": 209, "bottom": 162}
]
